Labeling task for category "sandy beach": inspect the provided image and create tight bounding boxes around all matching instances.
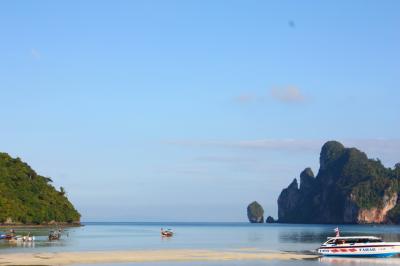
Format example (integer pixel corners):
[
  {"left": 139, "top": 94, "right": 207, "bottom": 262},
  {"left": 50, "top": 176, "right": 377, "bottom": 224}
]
[{"left": 0, "top": 249, "right": 318, "bottom": 265}]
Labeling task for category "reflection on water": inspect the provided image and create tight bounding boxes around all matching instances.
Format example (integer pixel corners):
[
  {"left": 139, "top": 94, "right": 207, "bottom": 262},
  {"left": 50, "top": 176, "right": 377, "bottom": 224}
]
[
  {"left": 319, "top": 257, "right": 400, "bottom": 265},
  {"left": 7, "top": 241, "right": 36, "bottom": 248},
  {"left": 247, "top": 232, "right": 264, "bottom": 242},
  {"left": 279, "top": 231, "right": 328, "bottom": 243}
]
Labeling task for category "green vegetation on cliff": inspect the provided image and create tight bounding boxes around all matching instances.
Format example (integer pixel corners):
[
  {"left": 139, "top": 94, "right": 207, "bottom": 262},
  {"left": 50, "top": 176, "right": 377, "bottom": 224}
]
[
  {"left": 278, "top": 141, "right": 400, "bottom": 224},
  {"left": 247, "top": 201, "right": 264, "bottom": 223},
  {"left": 0, "top": 152, "right": 80, "bottom": 224},
  {"left": 321, "top": 142, "right": 399, "bottom": 210}
]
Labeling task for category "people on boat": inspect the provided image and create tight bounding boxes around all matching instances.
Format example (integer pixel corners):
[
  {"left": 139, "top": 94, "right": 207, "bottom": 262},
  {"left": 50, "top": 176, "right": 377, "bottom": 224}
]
[
  {"left": 49, "top": 228, "right": 62, "bottom": 240},
  {"left": 335, "top": 239, "right": 346, "bottom": 245}
]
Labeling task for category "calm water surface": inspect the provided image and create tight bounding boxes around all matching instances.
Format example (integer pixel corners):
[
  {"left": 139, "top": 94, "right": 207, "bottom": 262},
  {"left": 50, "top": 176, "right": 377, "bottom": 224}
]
[
  {"left": 74, "top": 260, "right": 400, "bottom": 266},
  {"left": 1, "top": 222, "right": 400, "bottom": 265}
]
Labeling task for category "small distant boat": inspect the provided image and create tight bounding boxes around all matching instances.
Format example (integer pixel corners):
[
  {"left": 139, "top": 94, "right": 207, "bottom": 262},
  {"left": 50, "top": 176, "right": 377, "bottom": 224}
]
[
  {"left": 6, "top": 233, "right": 35, "bottom": 243},
  {"left": 161, "top": 228, "right": 173, "bottom": 237},
  {"left": 318, "top": 236, "right": 400, "bottom": 257},
  {"left": 49, "top": 229, "right": 62, "bottom": 241},
  {"left": 4, "top": 234, "right": 14, "bottom": 240},
  {"left": 2, "top": 229, "right": 15, "bottom": 240},
  {"left": 17, "top": 234, "right": 35, "bottom": 242}
]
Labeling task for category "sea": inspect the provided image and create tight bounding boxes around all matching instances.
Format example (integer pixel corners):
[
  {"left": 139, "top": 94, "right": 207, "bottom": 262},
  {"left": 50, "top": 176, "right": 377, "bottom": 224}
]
[{"left": 1, "top": 222, "right": 400, "bottom": 266}]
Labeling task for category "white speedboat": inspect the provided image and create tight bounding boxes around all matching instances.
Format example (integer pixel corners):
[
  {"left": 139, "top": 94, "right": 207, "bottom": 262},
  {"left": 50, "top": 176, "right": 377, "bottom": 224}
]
[{"left": 318, "top": 236, "right": 400, "bottom": 257}]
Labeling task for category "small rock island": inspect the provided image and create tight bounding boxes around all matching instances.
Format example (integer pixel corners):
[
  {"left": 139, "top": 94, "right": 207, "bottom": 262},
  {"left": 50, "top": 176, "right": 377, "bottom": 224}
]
[
  {"left": 247, "top": 201, "right": 264, "bottom": 223},
  {"left": 278, "top": 141, "right": 400, "bottom": 224},
  {"left": 0, "top": 152, "right": 81, "bottom": 225}
]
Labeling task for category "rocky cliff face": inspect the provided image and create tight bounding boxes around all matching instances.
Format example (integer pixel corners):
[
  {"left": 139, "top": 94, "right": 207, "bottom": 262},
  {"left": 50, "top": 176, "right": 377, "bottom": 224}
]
[
  {"left": 277, "top": 141, "right": 400, "bottom": 224},
  {"left": 277, "top": 179, "right": 301, "bottom": 222},
  {"left": 357, "top": 192, "right": 398, "bottom": 224},
  {"left": 247, "top": 201, "right": 264, "bottom": 223}
]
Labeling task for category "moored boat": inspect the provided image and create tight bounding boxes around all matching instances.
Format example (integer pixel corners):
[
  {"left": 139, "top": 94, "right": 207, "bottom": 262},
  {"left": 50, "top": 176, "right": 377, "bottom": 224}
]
[
  {"left": 161, "top": 228, "right": 173, "bottom": 237},
  {"left": 318, "top": 236, "right": 400, "bottom": 257},
  {"left": 2, "top": 229, "right": 15, "bottom": 240},
  {"left": 49, "top": 229, "right": 62, "bottom": 240}
]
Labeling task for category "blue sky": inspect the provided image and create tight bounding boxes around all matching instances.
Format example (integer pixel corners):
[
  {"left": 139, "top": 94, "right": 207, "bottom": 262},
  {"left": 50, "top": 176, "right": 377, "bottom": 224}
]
[{"left": 0, "top": 0, "right": 399, "bottom": 221}]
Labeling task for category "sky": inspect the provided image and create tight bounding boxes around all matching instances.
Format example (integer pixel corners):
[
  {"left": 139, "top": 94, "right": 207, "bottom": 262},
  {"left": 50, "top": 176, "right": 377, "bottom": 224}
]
[{"left": 0, "top": 0, "right": 399, "bottom": 222}]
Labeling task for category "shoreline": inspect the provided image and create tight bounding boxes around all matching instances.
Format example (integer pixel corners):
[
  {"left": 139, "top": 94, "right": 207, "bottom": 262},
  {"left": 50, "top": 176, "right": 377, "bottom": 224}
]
[
  {"left": 0, "top": 249, "right": 318, "bottom": 265},
  {"left": 0, "top": 223, "right": 82, "bottom": 229}
]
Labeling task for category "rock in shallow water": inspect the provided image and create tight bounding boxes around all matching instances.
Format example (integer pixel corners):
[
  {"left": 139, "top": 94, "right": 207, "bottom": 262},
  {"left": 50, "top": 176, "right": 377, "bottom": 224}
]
[{"left": 266, "top": 216, "right": 275, "bottom": 223}]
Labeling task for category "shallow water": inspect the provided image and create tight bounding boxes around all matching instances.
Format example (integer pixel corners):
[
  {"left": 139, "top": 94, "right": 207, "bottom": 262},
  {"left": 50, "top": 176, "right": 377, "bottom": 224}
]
[
  {"left": 1, "top": 222, "right": 400, "bottom": 265},
  {"left": 74, "top": 258, "right": 400, "bottom": 266}
]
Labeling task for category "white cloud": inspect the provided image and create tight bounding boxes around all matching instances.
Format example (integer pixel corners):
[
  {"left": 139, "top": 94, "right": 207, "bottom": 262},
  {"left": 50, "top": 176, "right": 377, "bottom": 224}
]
[
  {"left": 166, "top": 139, "right": 321, "bottom": 151},
  {"left": 234, "top": 94, "right": 256, "bottom": 104},
  {"left": 270, "top": 86, "right": 305, "bottom": 103},
  {"left": 194, "top": 155, "right": 257, "bottom": 163},
  {"left": 166, "top": 138, "right": 400, "bottom": 166},
  {"left": 234, "top": 86, "right": 306, "bottom": 105}
]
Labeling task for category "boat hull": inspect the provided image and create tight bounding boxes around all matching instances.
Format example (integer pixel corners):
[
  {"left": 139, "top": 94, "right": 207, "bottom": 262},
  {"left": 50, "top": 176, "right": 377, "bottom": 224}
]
[
  {"left": 318, "top": 245, "right": 400, "bottom": 258},
  {"left": 322, "top": 253, "right": 397, "bottom": 258}
]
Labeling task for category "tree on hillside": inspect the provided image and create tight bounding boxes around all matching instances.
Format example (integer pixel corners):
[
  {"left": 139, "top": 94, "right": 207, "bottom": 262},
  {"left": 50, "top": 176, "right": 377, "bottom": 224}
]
[
  {"left": 60, "top": 186, "right": 66, "bottom": 196},
  {"left": 395, "top": 163, "right": 400, "bottom": 179}
]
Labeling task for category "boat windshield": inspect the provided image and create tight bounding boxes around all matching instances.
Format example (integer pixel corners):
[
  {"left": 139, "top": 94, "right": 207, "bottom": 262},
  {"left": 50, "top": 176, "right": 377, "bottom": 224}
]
[{"left": 326, "top": 238, "right": 383, "bottom": 245}]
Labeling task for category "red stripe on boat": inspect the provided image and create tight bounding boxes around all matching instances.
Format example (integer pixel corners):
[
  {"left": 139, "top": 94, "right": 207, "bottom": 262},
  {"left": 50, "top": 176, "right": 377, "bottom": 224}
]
[{"left": 320, "top": 245, "right": 396, "bottom": 249}]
